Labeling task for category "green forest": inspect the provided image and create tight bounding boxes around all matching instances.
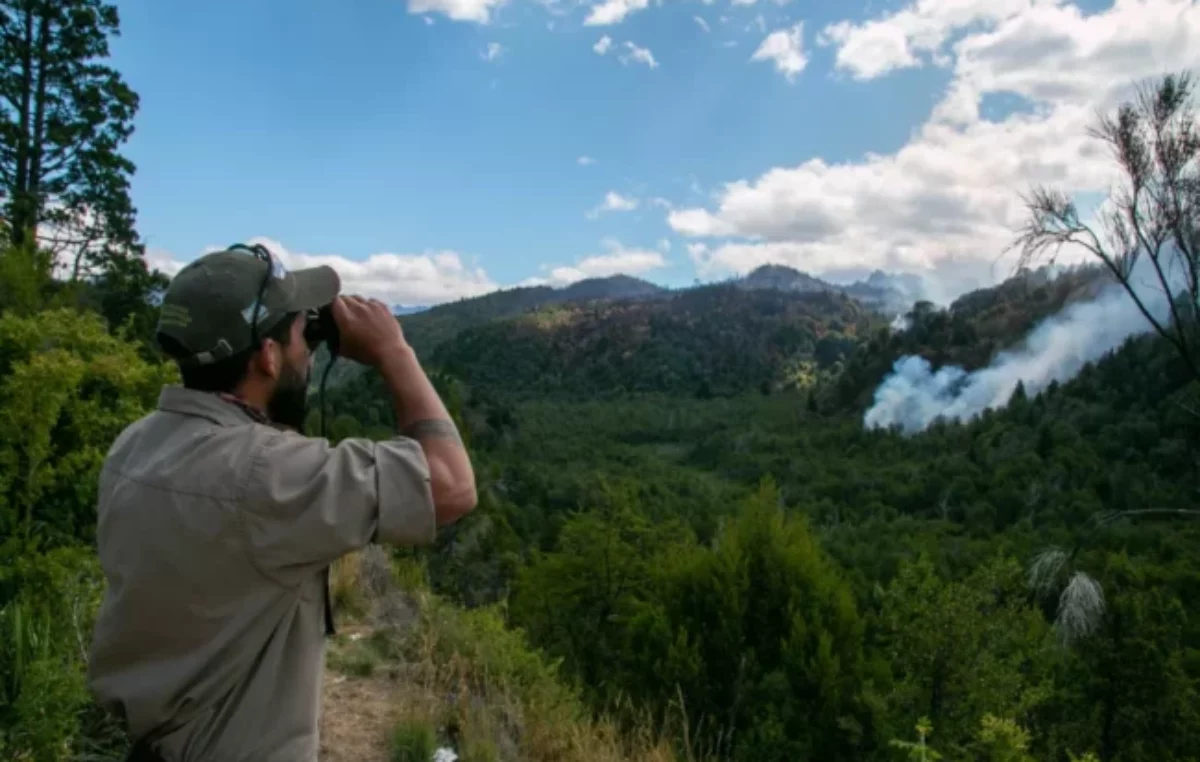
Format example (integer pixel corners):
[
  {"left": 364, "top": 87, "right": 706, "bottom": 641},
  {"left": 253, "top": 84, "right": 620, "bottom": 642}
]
[{"left": 1, "top": 2, "right": 1199, "bottom": 761}]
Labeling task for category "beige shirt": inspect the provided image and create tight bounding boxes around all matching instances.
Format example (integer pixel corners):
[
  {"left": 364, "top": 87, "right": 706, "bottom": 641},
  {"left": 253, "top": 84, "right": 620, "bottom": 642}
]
[{"left": 88, "top": 386, "right": 436, "bottom": 762}]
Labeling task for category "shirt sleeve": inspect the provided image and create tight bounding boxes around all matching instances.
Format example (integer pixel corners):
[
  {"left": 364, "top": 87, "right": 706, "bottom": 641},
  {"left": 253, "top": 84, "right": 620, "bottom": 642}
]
[{"left": 238, "top": 429, "right": 436, "bottom": 585}]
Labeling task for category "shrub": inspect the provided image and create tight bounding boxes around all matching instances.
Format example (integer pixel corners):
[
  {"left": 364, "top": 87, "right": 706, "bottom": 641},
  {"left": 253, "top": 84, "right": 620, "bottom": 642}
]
[
  {"left": 330, "top": 552, "right": 368, "bottom": 621},
  {"left": 390, "top": 718, "right": 436, "bottom": 762},
  {"left": 0, "top": 547, "right": 109, "bottom": 761}
]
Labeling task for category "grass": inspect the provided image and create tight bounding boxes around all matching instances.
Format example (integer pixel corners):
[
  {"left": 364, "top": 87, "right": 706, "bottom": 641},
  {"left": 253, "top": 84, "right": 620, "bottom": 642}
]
[
  {"left": 330, "top": 551, "right": 369, "bottom": 621},
  {"left": 327, "top": 637, "right": 380, "bottom": 678},
  {"left": 326, "top": 546, "right": 693, "bottom": 762},
  {"left": 377, "top": 591, "right": 688, "bottom": 762},
  {"left": 459, "top": 736, "right": 500, "bottom": 762},
  {"left": 390, "top": 718, "right": 436, "bottom": 762}
]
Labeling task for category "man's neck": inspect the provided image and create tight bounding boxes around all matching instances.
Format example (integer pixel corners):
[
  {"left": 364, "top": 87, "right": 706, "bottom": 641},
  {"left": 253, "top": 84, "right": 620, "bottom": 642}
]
[
  {"left": 231, "top": 378, "right": 273, "bottom": 416},
  {"left": 216, "top": 391, "right": 270, "bottom": 425}
]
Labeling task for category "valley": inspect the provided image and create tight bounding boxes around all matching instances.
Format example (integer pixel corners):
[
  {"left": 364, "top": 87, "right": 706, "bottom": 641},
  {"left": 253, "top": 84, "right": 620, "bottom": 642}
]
[{"left": 311, "top": 260, "right": 1200, "bottom": 761}]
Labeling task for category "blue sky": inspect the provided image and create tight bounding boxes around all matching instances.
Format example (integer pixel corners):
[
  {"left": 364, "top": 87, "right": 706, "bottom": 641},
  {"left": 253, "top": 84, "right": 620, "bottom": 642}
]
[{"left": 111, "top": 0, "right": 1198, "bottom": 305}]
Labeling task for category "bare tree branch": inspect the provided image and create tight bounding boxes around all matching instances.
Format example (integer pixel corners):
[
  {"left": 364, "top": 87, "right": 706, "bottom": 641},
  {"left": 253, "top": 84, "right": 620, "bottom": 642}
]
[{"left": 1015, "top": 72, "right": 1200, "bottom": 385}]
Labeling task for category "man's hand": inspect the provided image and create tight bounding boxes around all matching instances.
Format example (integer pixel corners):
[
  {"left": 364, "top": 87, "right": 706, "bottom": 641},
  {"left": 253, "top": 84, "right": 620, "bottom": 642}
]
[{"left": 331, "top": 296, "right": 408, "bottom": 368}]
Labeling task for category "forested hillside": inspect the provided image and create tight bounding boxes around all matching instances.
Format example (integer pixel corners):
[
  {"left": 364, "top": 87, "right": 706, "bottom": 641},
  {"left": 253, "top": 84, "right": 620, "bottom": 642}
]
[
  {"left": 432, "top": 286, "right": 878, "bottom": 397},
  {"left": 401, "top": 274, "right": 666, "bottom": 356},
  {"left": 831, "top": 265, "right": 1113, "bottom": 409},
  {"left": 314, "top": 253, "right": 1200, "bottom": 761}
]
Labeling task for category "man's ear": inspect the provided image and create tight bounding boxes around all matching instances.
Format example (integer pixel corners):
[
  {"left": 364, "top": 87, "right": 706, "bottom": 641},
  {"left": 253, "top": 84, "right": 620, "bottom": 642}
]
[{"left": 253, "top": 339, "right": 283, "bottom": 381}]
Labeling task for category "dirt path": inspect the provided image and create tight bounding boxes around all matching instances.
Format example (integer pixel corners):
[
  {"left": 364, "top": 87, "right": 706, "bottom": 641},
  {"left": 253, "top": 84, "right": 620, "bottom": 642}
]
[
  {"left": 318, "top": 667, "right": 397, "bottom": 762},
  {"left": 317, "top": 555, "right": 428, "bottom": 762},
  {"left": 318, "top": 625, "right": 399, "bottom": 762}
]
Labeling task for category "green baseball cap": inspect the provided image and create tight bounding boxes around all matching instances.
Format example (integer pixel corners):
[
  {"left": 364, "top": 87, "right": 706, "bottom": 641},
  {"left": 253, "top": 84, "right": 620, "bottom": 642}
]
[{"left": 156, "top": 247, "right": 341, "bottom": 366}]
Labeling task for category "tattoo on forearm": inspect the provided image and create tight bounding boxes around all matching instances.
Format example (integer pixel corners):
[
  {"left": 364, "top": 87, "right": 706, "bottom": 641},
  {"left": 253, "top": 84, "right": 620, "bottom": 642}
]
[{"left": 402, "top": 418, "right": 463, "bottom": 445}]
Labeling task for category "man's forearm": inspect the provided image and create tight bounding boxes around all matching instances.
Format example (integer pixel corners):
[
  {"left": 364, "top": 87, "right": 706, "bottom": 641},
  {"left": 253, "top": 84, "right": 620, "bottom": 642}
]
[
  {"left": 377, "top": 344, "right": 477, "bottom": 523},
  {"left": 378, "top": 345, "right": 453, "bottom": 428}
]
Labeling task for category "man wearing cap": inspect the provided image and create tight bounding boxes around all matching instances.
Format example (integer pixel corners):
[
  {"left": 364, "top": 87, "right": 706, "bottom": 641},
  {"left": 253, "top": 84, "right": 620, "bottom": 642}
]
[{"left": 87, "top": 244, "right": 477, "bottom": 762}]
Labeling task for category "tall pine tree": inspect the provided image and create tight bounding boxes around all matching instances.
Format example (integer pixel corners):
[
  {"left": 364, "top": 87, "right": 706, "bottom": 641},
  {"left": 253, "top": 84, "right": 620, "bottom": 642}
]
[{"left": 0, "top": 0, "right": 139, "bottom": 279}]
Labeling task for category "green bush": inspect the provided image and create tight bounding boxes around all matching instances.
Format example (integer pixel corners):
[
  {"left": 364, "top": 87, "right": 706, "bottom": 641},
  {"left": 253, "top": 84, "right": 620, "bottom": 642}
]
[
  {"left": 327, "top": 638, "right": 380, "bottom": 678},
  {"left": 0, "top": 308, "right": 176, "bottom": 546},
  {"left": 0, "top": 308, "right": 173, "bottom": 760},
  {"left": 0, "top": 547, "right": 108, "bottom": 761},
  {"left": 423, "top": 597, "right": 573, "bottom": 706},
  {"left": 390, "top": 718, "right": 436, "bottom": 762},
  {"left": 392, "top": 554, "right": 431, "bottom": 594}
]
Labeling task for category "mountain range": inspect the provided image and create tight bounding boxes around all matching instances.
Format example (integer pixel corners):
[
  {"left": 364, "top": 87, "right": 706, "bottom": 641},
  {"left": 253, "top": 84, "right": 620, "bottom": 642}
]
[
  {"left": 371, "top": 261, "right": 1111, "bottom": 403},
  {"left": 299, "top": 260, "right": 1115, "bottom": 407},
  {"left": 399, "top": 265, "right": 918, "bottom": 356}
]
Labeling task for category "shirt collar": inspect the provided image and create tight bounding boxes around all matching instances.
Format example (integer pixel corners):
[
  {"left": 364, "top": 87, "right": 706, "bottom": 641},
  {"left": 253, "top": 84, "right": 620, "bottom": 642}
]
[
  {"left": 215, "top": 392, "right": 271, "bottom": 425},
  {"left": 157, "top": 386, "right": 268, "bottom": 428}
]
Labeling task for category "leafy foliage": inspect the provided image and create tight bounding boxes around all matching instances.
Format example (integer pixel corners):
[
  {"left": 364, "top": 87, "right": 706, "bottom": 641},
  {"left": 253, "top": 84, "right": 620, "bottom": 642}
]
[
  {"left": 0, "top": 308, "right": 175, "bottom": 546},
  {"left": 0, "top": 307, "right": 171, "bottom": 760},
  {"left": 876, "top": 556, "right": 1054, "bottom": 757}
]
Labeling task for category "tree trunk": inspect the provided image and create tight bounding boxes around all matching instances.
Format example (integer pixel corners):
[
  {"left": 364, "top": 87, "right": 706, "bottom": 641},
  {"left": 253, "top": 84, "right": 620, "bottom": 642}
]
[
  {"left": 9, "top": 3, "right": 34, "bottom": 247},
  {"left": 26, "top": 7, "right": 48, "bottom": 237},
  {"left": 1099, "top": 613, "right": 1121, "bottom": 762}
]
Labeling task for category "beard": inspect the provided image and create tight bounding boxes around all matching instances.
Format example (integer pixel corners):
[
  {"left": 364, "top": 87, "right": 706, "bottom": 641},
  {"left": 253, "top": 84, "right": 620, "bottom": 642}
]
[{"left": 267, "top": 360, "right": 310, "bottom": 432}]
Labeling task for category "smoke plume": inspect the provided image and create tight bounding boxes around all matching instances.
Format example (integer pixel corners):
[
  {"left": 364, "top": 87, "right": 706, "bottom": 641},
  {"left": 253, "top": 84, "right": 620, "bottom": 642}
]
[{"left": 864, "top": 280, "right": 1173, "bottom": 434}]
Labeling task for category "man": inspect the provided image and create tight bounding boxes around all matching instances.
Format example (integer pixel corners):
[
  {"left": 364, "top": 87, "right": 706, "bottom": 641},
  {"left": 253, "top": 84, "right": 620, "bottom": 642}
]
[{"left": 87, "top": 244, "right": 477, "bottom": 762}]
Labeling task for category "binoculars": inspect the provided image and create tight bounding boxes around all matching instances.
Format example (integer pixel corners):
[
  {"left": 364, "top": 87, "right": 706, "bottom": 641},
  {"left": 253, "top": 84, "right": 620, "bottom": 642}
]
[{"left": 304, "top": 304, "right": 340, "bottom": 358}]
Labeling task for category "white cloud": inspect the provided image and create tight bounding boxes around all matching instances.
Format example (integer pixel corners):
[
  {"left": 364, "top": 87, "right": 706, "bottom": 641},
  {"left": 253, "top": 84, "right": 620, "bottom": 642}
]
[
  {"left": 153, "top": 237, "right": 498, "bottom": 307},
  {"left": 658, "top": 238, "right": 672, "bottom": 251},
  {"left": 751, "top": 22, "right": 809, "bottom": 81},
  {"left": 619, "top": 41, "right": 659, "bottom": 68},
  {"left": 408, "top": 0, "right": 506, "bottom": 24},
  {"left": 423, "top": 15, "right": 436, "bottom": 25},
  {"left": 585, "top": 0, "right": 650, "bottom": 26},
  {"left": 145, "top": 248, "right": 188, "bottom": 278},
  {"left": 542, "top": 239, "right": 668, "bottom": 285},
  {"left": 934, "top": 0, "right": 1200, "bottom": 124},
  {"left": 593, "top": 35, "right": 613, "bottom": 54},
  {"left": 695, "top": 15, "right": 711, "bottom": 32},
  {"left": 481, "top": 42, "right": 505, "bottom": 62},
  {"left": 587, "top": 191, "right": 640, "bottom": 218},
  {"left": 578, "top": 155, "right": 596, "bottom": 165},
  {"left": 819, "top": 0, "right": 1036, "bottom": 80},
  {"left": 732, "top": 0, "right": 756, "bottom": 6},
  {"left": 667, "top": 0, "right": 1200, "bottom": 300}
]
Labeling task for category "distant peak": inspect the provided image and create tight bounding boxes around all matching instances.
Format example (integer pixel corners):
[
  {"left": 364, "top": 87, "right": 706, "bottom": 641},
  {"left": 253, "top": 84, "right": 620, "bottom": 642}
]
[
  {"left": 740, "top": 264, "right": 832, "bottom": 292},
  {"left": 558, "top": 274, "right": 666, "bottom": 301},
  {"left": 747, "top": 263, "right": 813, "bottom": 277}
]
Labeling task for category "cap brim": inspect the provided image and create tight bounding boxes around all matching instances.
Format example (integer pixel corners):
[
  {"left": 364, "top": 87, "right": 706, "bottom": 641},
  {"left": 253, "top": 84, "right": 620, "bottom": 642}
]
[{"left": 289, "top": 266, "right": 341, "bottom": 312}]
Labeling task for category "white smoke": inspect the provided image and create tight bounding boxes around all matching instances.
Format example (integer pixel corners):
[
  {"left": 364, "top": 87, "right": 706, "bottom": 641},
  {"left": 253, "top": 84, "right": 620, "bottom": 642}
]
[
  {"left": 890, "top": 313, "right": 911, "bottom": 332},
  {"left": 864, "top": 279, "right": 1174, "bottom": 434}
]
